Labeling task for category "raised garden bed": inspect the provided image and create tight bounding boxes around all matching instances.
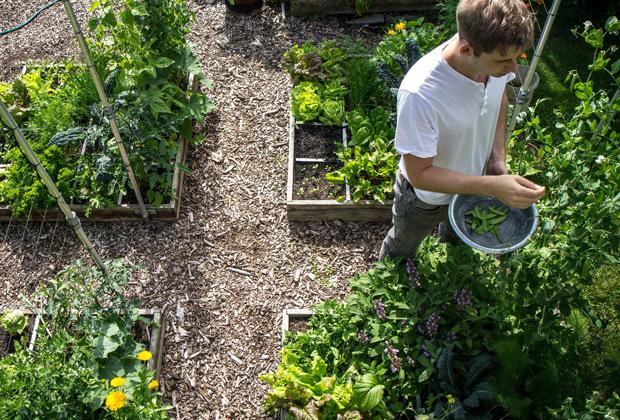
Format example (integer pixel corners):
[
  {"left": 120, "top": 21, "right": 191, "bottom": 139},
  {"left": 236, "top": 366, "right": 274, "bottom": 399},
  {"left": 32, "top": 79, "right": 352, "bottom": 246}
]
[
  {"left": 286, "top": 114, "right": 392, "bottom": 221},
  {"left": 0, "top": 70, "right": 200, "bottom": 222},
  {"left": 0, "top": 309, "right": 40, "bottom": 357},
  {"left": 0, "top": 307, "right": 165, "bottom": 379},
  {"left": 290, "top": 0, "right": 437, "bottom": 16}
]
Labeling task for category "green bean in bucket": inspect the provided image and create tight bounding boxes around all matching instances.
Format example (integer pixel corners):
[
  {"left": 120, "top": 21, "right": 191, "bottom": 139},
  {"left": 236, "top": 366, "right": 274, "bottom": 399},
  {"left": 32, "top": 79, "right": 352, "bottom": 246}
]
[{"left": 465, "top": 205, "right": 509, "bottom": 241}]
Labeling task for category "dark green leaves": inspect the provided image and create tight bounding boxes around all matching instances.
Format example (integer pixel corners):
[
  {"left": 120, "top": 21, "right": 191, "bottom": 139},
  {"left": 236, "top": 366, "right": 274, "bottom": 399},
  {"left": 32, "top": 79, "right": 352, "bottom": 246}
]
[{"left": 352, "top": 373, "right": 384, "bottom": 411}]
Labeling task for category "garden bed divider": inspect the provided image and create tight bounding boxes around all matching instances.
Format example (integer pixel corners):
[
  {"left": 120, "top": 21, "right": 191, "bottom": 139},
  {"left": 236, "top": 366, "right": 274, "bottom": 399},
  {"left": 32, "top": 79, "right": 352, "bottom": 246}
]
[
  {"left": 280, "top": 308, "right": 313, "bottom": 420},
  {"left": 290, "top": 0, "right": 437, "bottom": 16},
  {"left": 139, "top": 308, "right": 167, "bottom": 380},
  {"left": 286, "top": 113, "right": 392, "bottom": 221},
  {"left": 0, "top": 70, "right": 199, "bottom": 222}
]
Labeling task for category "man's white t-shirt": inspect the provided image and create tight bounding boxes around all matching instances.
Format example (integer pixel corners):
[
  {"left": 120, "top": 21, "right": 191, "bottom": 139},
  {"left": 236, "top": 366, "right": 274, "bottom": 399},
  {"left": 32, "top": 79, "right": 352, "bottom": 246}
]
[{"left": 395, "top": 37, "right": 514, "bottom": 205}]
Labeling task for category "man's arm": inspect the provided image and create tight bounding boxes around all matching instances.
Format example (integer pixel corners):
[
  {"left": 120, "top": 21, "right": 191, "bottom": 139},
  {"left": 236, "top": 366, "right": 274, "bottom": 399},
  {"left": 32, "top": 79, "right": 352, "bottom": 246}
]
[
  {"left": 403, "top": 154, "right": 545, "bottom": 209},
  {"left": 486, "top": 90, "right": 509, "bottom": 176}
]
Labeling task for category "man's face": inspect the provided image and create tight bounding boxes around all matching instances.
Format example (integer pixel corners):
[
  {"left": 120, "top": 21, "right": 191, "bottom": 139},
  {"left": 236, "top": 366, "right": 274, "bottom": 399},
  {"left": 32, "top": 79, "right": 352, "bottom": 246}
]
[{"left": 474, "top": 46, "right": 521, "bottom": 78}]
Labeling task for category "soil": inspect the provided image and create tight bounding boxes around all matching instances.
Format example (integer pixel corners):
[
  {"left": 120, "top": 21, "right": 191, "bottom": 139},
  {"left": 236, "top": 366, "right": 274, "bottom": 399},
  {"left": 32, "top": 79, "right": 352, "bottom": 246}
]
[
  {"left": 293, "top": 162, "right": 344, "bottom": 200},
  {"left": 132, "top": 317, "right": 152, "bottom": 349},
  {"left": 0, "top": 2, "right": 390, "bottom": 418},
  {"left": 294, "top": 124, "right": 342, "bottom": 160},
  {"left": 287, "top": 316, "right": 311, "bottom": 334}
]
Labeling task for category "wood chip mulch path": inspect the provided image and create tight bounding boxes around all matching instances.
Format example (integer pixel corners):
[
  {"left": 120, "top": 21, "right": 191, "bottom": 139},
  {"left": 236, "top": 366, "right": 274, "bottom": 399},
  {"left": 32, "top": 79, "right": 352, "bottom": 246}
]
[{"left": 0, "top": 1, "right": 393, "bottom": 418}]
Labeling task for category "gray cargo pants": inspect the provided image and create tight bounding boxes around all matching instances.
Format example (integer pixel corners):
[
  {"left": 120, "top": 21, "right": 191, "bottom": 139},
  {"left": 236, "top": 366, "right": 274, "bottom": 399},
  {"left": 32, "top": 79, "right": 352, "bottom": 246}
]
[{"left": 379, "top": 171, "right": 453, "bottom": 260}]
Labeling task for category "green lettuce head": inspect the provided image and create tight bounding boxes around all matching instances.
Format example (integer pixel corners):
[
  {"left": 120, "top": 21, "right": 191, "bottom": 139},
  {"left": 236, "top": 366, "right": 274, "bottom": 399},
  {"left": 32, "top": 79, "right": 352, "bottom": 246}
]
[{"left": 1, "top": 309, "right": 28, "bottom": 336}]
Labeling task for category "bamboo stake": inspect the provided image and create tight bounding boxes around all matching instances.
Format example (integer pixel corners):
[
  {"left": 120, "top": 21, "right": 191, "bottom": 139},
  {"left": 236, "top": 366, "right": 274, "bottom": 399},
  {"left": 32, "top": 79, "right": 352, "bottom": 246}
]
[
  {"left": 61, "top": 0, "right": 149, "bottom": 220},
  {"left": 506, "top": 0, "right": 562, "bottom": 142},
  {"left": 0, "top": 100, "right": 108, "bottom": 275}
]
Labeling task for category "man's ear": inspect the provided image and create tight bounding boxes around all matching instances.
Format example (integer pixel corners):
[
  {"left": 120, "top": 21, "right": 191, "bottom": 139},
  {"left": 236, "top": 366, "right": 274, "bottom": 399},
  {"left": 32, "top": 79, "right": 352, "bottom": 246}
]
[{"left": 458, "top": 39, "right": 475, "bottom": 57}]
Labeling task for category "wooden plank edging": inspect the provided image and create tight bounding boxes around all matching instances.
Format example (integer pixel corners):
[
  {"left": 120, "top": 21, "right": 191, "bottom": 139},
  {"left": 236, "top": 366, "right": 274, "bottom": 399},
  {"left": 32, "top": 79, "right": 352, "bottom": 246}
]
[
  {"left": 286, "top": 116, "right": 393, "bottom": 221},
  {"left": 280, "top": 308, "right": 313, "bottom": 420}
]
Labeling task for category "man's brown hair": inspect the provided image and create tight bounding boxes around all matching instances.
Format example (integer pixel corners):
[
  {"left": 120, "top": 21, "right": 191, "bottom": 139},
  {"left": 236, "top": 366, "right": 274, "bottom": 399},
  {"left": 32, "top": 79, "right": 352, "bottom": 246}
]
[{"left": 457, "top": 0, "right": 535, "bottom": 56}]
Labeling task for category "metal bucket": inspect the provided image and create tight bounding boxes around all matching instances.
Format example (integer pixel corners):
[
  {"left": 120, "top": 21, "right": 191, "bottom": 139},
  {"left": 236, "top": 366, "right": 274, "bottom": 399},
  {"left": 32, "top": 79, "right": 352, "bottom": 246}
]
[{"left": 506, "top": 64, "right": 540, "bottom": 108}]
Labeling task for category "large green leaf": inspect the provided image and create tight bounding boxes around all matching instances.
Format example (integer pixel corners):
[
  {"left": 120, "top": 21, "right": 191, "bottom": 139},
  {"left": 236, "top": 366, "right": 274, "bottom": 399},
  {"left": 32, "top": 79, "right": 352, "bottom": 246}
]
[
  {"left": 352, "top": 373, "right": 385, "bottom": 412},
  {"left": 91, "top": 335, "right": 119, "bottom": 358}
]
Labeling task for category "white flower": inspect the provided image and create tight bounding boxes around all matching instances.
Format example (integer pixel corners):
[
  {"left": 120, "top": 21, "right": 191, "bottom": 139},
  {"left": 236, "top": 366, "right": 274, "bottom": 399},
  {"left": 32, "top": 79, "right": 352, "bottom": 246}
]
[
  {"left": 584, "top": 20, "right": 592, "bottom": 28},
  {"left": 595, "top": 155, "right": 605, "bottom": 164}
]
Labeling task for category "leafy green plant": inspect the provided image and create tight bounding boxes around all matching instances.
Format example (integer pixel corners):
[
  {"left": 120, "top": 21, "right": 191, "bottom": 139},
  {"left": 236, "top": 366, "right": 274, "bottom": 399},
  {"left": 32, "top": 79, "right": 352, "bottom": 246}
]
[
  {"left": 374, "top": 19, "right": 445, "bottom": 82},
  {"left": 346, "top": 56, "right": 391, "bottom": 111},
  {"left": 0, "top": 260, "right": 170, "bottom": 418},
  {"left": 0, "top": 0, "right": 213, "bottom": 216},
  {"left": 284, "top": 40, "right": 347, "bottom": 84},
  {"left": 326, "top": 107, "right": 396, "bottom": 201},
  {"left": 326, "top": 137, "right": 397, "bottom": 202},
  {"left": 291, "top": 81, "right": 346, "bottom": 125},
  {"left": 260, "top": 349, "right": 360, "bottom": 419},
  {"left": 548, "top": 391, "right": 620, "bottom": 419},
  {"left": 0, "top": 310, "right": 28, "bottom": 336}
]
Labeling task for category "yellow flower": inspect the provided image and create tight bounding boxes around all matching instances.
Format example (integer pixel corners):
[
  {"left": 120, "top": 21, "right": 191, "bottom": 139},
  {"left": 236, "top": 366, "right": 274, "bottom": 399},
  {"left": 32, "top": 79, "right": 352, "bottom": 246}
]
[
  {"left": 447, "top": 394, "right": 456, "bottom": 405},
  {"left": 148, "top": 379, "right": 159, "bottom": 390},
  {"left": 110, "top": 377, "right": 125, "bottom": 388},
  {"left": 387, "top": 29, "right": 396, "bottom": 36},
  {"left": 137, "top": 350, "right": 152, "bottom": 361},
  {"left": 395, "top": 22, "right": 406, "bottom": 31},
  {"left": 105, "top": 391, "right": 126, "bottom": 411}
]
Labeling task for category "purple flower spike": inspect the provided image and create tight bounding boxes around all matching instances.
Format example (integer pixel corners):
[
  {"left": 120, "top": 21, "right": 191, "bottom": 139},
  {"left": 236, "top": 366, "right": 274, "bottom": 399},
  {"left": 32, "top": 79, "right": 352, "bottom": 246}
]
[
  {"left": 422, "top": 344, "right": 431, "bottom": 358},
  {"left": 454, "top": 289, "right": 472, "bottom": 309},
  {"left": 425, "top": 312, "right": 440, "bottom": 338},
  {"left": 374, "top": 299, "right": 387, "bottom": 320},
  {"left": 357, "top": 331, "right": 370, "bottom": 344},
  {"left": 406, "top": 258, "right": 422, "bottom": 288}
]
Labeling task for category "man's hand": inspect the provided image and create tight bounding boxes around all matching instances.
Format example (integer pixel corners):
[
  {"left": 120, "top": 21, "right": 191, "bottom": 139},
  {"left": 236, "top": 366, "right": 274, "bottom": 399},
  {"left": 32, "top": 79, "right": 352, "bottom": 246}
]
[{"left": 490, "top": 175, "right": 545, "bottom": 209}]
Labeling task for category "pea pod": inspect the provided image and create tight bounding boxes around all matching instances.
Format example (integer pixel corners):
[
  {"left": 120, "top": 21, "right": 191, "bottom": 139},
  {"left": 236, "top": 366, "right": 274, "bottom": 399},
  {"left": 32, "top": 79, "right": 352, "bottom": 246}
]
[{"left": 466, "top": 204, "right": 509, "bottom": 241}]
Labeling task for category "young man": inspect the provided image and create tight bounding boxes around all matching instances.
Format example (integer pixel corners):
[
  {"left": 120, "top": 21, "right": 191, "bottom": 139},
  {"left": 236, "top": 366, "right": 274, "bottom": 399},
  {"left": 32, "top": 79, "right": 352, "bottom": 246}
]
[{"left": 379, "top": 0, "right": 546, "bottom": 260}]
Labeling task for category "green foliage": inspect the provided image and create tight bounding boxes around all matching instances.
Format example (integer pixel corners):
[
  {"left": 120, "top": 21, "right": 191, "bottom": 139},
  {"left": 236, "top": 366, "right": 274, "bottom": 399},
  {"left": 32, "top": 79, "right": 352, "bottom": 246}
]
[
  {"left": 0, "top": 310, "right": 28, "bottom": 336},
  {"left": 374, "top": 19, "right": 445, "bottom": 82},
  {"left": 345, "top": 56, "right": 391, "bottom": 111},
  {"left": 0, "top": 143, "right": 76, "bottom": 216},
  {"left": 0, "top": 0, "right": 213, "bottom": 216},
  {"left": 326, "top": 107, "right": 396, "bottom": 201},
  {"left": 283, "top": 40, "right": 347, "bottom": 84},
  {"left": 548, "top": 391, "right": 620, "bottom": 419},
  {"left": 259, "top": 348, "right": 360, "bottom": 419},
  {"left": 0, "top": 260, "right": 170, "bottom": 418},
  {"left": 433, "top": 349, "right": 496, "bottom": 419},
  {"left": 354, "top": 0, "right": 374, "bottom": 16},
  {"left": 291, "top": 81, "right": 346, "bottom": 125},
  {"left": 437, "top": 0, "right": 459, "bottom": 37}
]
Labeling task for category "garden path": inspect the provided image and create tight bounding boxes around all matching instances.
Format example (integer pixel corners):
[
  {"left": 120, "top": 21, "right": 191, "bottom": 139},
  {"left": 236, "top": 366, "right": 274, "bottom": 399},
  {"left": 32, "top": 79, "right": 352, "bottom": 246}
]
[{"left": 0, "top": 1, "right": 389, "bottom": 417}]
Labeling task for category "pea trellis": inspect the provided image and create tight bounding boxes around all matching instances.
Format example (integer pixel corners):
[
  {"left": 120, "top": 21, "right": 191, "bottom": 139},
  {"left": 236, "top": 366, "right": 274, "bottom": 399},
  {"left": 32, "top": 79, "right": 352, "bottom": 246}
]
[
  {"left": 0, "top": 0, "right": 152, "bottom": 271},
  {"left": 506, "top": 0, "right": 562, "bottom": 142}
]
